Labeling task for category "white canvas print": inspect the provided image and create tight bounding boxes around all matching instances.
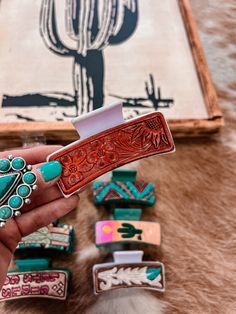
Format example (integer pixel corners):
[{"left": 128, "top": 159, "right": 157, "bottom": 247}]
[{"left": 0, "top": 0, "right": 208, "bottom": 122}]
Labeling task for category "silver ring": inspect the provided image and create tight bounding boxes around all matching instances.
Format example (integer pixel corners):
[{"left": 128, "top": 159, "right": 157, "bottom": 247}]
[{"left": 0, "top": 155, "right": 38, "bottom": 227}]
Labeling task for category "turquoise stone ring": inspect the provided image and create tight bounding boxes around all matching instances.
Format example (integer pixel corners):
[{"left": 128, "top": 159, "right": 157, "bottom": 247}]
[{"left": 0, "top": 155, "right": 38, "bottom": 227}]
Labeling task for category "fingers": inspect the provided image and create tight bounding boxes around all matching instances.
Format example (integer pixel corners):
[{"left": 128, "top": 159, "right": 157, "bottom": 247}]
[
  {"left": 14, "top": 160, "right": 63, "bottom": 213},
  {"left": 0, "top": 219, "right": 22, "bottom": 252},
  {"left": 16, "top": 195, "right": 79, "bottom": 237},
  {"left": 21, "top": 185, "right": 62, "bottom": 213},
  {"left": 0, "top": 242, "right": 13, "bottom": 289},
  {"left": 0, "top": 145, "right": 61, "bottom": 165}
]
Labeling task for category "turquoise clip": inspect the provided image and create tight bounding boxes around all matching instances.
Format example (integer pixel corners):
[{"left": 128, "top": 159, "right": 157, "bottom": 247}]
[
  {"left": 15, "top": 258, "right": 51, "bottom": 272},
  {"left": 113, "top": 208, "right": 142, "bottom": 221},
  {"left": 93, "top": 170, "right": 156, "bottom": 206},
  {"left": 14, "top": 258, "right": 71, "bottom": 275},
  {"left": 112, "top": 170, "right": 137, "bottom": 182}
]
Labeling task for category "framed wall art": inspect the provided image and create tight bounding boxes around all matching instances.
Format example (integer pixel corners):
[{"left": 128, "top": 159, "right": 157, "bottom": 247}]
[{"left": 0, "top": 0, "right": 223, "bottom": 143}]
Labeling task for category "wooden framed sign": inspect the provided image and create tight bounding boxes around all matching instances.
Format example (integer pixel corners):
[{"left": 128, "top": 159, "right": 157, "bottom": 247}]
[{"left": 0, "top": 0, "right": 223, "bottom": 142}]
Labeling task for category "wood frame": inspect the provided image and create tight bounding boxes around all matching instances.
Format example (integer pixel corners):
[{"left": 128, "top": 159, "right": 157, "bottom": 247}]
[
  {"left": 168, "top": 0, "right": 224, "bottom": 137},
  {"left": 0, "top": 0, "right": 223, "bottom": 143}
]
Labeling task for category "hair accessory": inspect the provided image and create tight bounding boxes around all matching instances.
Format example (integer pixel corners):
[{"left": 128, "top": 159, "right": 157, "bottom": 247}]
[
  {"left": 93, "top": 251, "right": 165, "bottom": 294},
  {"left": 0, "top": 155, "right": 38, "bottom": 228},
  {"left": 16, "top": 221, "right": 74, "bottom": 253},
  {"left": 93, "top": 170, "right": 156, "bottom": 206},
  {"left": 0, "top": 259, "right": 70, "bottom": 301},
  {"left": 95, "top": 207, "right": 160, "bottom": 247},
  {"left": 47, "top": 103, "right": 175, "bottom": 197}
]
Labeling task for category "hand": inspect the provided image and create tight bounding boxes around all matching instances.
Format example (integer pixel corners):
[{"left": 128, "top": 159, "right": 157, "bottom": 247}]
[{"left": 0, "top": 145, "right": 79, "bottom": 289}]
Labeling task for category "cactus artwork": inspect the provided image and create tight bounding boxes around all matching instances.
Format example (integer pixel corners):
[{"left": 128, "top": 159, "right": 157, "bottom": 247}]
[
  {"left": 111, "top": 74, "right": 174, "bottom": 111},
  {"left": 118, "top": 223, "right": 142, "bottom": 240},
  {"left": 1, "top": 0, "right": 212, "bottom": 128},
  {"left": 40, "top": 0, "right": 138, "bottom": 116}
]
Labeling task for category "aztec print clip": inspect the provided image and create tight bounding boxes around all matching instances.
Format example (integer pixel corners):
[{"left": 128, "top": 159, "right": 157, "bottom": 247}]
[
  {"left": 93, "top": 169, "right": 156, "bottom": 206},
  {"left": 95, "top": 208, "right": 160, "bottom": 247},
  {"left": 93, "top": 250, "right": 165, "bottom": 294},
  {"left": 47, "top": 103, "right": 175, "bottom": 197},
  {"left": 0, "top": 258, "right": 70, "bottom": 301},
  {"left": 16, "top": 221, "right": 74, "bottom": 253}
]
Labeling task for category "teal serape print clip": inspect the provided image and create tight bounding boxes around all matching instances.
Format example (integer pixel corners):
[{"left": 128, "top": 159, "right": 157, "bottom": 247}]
[{"left": 93, "top": 170, "right": 156, "bottom": 206}]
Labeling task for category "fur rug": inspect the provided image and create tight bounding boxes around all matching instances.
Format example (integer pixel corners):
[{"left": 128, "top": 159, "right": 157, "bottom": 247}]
[{"left": 1, "top": 1, "right": 236, "bottom": 313}]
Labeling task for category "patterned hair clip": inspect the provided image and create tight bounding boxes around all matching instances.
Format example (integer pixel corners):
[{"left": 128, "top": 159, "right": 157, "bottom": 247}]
[
  {"left": 16, "top": 221, "right": 74, "bottom": 253},
  {"left": 93, "top": 169, "right": 156, "bottom": 206},
  {"left": 95, "top": 208, "right": 160, "bottom": 247},
  {"left": 0, "top": 259, "right": 70, "bottom": 301},
  {"left": 93, "top": 251, "right": 165, "bottom": 294},
  {"left": 47, "top": 103, "right": 175, "bottom": 197}
]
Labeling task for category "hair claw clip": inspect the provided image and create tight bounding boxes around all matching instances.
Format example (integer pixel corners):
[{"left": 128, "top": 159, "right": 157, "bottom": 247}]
[
  {"left": 47, "top": 103, "right": 175, "bottom": 197},
  {"left": 93, "top": 251, "right": 165, "bottom": 294},
  {"left": 0, "top": 258, "right": 70, "bottom": 301},
  {"left": 16, "top": 221, "right": 74, "bottom": 253},
  {"left": 95, "top": 208, "right": 160, "bottom": 247},
  {"left": 93, "top": 169, "right": 156, "bottom": 206}
]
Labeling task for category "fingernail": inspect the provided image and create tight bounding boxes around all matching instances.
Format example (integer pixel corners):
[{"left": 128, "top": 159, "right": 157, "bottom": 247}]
[{"left": 38, "top": 161, "right": 62, "bottom": 182}]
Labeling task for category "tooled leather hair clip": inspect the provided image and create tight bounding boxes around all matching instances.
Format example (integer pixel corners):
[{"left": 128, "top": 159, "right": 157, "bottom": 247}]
[{"left": 47, "top": 103, "right": 175, "bottom": 197}]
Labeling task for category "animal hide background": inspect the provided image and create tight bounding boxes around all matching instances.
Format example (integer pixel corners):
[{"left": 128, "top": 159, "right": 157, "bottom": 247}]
[{"left": 0, "top": 0, "right": 236, "bottom": 313}]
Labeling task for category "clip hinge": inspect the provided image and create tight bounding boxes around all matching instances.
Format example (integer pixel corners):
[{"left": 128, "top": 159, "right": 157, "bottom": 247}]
[
  {"left": 71, "top": 103, "right": 124, "bottom": 140},
  {"left": 113, "top": 251, "right": 144, "bottom": 264},
  {"left": 16, "top": 258, "right": 51, "bottom": 272},
  {"left": 112, "top": 170, "right": 137, "bottom": 182}
]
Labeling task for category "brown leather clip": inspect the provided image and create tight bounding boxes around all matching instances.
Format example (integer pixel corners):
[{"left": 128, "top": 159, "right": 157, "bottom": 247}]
[
  {"left": 93, "top": 251, "right": 165, "bottom": 294},
  {"left": 48, "top": 104, "right": 175, "bottom": 197}
]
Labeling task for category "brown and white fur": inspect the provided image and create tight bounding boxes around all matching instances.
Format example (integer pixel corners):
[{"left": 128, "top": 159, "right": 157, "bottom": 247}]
[{"left": 0, "top": 1, "right": 236, "bottom": 313}]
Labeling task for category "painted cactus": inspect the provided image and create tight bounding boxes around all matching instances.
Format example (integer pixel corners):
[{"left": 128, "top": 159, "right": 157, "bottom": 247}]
[
  {"left": 118, "top": 222, "right": 142, "bottom": 240},
  {"left": 98, "top": 266, "right": 162, "bottom": 291},
  {"left": 40, "top": 0, "right": 138, "bottom": 116}
]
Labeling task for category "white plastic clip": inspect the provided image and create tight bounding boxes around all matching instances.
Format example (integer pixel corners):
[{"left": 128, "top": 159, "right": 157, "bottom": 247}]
[{"left": 71, "top": 103, "right": 124, "bottom": 140}]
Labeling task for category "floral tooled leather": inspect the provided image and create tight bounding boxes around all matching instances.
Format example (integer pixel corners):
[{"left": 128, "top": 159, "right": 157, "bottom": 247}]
[{"left": 49, "top": 112, "right": 174, "bottom": 196}]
